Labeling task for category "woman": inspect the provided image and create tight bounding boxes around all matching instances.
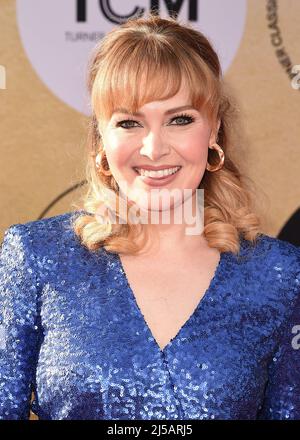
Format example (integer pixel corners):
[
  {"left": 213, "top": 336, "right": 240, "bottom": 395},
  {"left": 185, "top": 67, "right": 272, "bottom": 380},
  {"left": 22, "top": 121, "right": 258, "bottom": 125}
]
[{"left": 0, "top": 13, "right": 299, "bottom": 420}]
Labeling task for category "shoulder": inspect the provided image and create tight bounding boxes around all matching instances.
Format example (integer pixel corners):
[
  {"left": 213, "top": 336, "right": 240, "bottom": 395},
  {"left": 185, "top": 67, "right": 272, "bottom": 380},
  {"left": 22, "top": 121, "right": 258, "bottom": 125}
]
[
  {"left": 2, "top": 210, "right": 86, "bottom": 249},
  {"left": 237, "top": 233, "right": 300, "bottom": 307},
  {"left": 1, "top": 210, "right": 111, "bottom": 284},
  {"left": 6, "top": 209, "right": 83, "bottom": 235},
  {"left": 239, "top": 233, "right": 300, "bottom": 271},
  {"left": 1, "top": 210, "right": 94, "bottom": 270}
]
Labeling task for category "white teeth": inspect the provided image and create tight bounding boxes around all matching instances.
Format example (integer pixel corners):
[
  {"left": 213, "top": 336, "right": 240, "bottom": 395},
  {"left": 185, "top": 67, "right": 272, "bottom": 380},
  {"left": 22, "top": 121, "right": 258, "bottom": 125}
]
[{"left": 135, "top": 166, "right": 181, "bottom": 178}]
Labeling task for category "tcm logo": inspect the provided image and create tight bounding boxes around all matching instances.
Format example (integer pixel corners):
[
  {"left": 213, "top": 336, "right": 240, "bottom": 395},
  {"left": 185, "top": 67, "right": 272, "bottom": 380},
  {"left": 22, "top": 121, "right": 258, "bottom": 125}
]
[
  {"left": 292, "top": 325, "right": 300, "bottom": 350},
  {"left": 76, "top": 0, "right": 198, "bottom": 23},
  {"left": 0, "top": 65, "right": 6, "bottom": 89}
]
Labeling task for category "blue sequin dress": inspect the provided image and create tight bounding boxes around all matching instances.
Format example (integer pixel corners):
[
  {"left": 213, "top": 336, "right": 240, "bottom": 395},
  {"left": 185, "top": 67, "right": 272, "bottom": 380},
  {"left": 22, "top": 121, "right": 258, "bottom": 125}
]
[{"left": 0, "top": 210, "right": 299, "bottom": 420}]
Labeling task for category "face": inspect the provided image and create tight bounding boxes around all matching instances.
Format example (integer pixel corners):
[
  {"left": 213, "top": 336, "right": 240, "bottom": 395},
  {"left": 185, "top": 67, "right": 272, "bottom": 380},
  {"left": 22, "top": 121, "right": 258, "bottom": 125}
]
[{"left": 99, "top": 79, "right": 220, "bottom": 217}]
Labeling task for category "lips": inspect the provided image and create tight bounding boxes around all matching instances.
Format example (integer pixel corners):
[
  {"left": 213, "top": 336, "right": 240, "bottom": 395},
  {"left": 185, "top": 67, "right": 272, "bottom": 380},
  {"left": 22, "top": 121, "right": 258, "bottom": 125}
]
[
  {"left": 133, "top": 166, "right": 181, "bottom": 176},
  {"left": 133, "top": 166, "right": 182, "bottom": 186},
  {"left": 133, "top": 165, "right": 181, "bottom": 171}
]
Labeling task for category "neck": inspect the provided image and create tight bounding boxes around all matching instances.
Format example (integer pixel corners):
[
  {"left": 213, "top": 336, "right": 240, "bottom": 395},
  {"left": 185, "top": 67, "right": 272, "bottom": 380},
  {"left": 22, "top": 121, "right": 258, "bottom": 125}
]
[{"left": 134, "top": 190, "right": 206, "bottom": 255}]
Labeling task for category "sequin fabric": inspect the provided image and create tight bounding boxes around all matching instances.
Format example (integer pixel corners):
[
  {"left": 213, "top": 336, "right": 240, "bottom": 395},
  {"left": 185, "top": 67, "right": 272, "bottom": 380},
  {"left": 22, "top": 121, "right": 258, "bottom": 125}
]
[{"left": 0, "top": 210, "right": 299, "bottom": 420}]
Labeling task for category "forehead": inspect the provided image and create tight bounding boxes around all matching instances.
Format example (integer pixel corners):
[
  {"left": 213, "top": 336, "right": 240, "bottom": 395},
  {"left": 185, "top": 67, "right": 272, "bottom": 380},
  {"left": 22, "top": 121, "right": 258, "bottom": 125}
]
[
  {"left": 112, "top": 105, "right": 196, "bottom": 117},
  {"left": 112, "top": 80, "right": 192, "bottom": 116},
  {"left": 95, "top": 64, "right": 215, "bottom": 127}
]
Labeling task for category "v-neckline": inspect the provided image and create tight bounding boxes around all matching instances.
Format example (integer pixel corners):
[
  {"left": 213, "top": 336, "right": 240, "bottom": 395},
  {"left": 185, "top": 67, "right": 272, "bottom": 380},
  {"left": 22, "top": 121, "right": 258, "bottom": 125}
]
[{"left": 116, "top": 249, "right": 228, "bottom": 355}]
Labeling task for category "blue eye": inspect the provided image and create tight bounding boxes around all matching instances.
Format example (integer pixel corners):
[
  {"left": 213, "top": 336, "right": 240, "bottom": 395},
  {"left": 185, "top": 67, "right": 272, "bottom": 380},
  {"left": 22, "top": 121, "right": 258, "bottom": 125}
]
[
  {"left": 116, "top": 113, "right": 195, "bottom": 129},
  {"left": 116, "top": 118, "right": 139, "bottom": 129},
  {"left": 170, "top": 113, "right": 195, "bottom": 125}
]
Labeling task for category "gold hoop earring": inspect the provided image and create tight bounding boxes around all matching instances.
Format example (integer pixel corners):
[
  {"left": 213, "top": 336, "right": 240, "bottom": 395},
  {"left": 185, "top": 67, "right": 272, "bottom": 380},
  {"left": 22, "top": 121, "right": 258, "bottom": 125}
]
[
  {"left": 95, "top": 149, "right": 112, "bottom": 177},
  {"left": 206, "top": 143, "right": 225, "bottom": 172}
]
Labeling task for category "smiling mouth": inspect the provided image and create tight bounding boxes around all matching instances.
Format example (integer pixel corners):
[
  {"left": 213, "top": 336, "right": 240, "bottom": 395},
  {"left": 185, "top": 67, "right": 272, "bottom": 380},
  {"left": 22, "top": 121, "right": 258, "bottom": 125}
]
[{"left": 133, "top": 166, "right": 182, "bottom": 180}]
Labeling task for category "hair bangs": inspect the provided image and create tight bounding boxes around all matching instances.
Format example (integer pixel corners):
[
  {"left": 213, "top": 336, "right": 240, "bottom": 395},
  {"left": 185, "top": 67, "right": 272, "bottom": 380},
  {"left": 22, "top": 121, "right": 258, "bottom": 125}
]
[{"left": 92, "top": 36, "right": 219, "bottom": 127}]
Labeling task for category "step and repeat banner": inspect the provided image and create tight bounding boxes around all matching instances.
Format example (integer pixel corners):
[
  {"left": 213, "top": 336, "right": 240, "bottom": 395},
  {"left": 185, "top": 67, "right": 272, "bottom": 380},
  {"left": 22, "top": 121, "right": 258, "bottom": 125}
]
[{"left": 0, "top": 0, "right": 299, "bottom": 244}]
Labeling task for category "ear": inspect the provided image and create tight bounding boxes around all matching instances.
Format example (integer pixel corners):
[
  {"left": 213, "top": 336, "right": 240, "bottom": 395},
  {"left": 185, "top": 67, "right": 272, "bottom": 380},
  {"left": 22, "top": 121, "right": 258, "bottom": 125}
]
[{"left": 209, "top": 119, "right": 221, "bottom": 145}]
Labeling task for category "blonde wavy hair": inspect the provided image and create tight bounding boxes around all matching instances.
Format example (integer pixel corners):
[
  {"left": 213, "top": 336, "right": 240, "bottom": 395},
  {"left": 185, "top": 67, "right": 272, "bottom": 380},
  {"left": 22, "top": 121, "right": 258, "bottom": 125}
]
[{"left": 72, "top": 12, "right": 264, "bottom": 256}]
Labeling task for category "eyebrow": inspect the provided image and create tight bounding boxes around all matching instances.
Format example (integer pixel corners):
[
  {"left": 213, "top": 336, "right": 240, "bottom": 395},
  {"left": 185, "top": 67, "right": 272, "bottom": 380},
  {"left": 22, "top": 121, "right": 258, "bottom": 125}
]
[{"left": 112, "top": 105, "right": 196, "bottom": 116}]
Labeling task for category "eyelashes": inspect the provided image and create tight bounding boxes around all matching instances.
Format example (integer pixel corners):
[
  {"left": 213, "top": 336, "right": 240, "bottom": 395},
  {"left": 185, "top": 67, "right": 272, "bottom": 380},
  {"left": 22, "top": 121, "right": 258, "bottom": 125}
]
[{"left": 115, "top": 113, "right": 195, "bottom": 129}]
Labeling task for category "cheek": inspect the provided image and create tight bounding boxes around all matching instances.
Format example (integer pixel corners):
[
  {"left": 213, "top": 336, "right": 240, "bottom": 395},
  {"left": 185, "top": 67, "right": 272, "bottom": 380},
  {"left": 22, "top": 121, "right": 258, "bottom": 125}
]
[
  {"left": 104, "top": 134, "right": 133, "bottom": 170},
  {"left": 109, "top": 148, "right": 129, "bottom": 169},
  {"left": 179, "top": 131, "right": 209, "bottom": 164}
]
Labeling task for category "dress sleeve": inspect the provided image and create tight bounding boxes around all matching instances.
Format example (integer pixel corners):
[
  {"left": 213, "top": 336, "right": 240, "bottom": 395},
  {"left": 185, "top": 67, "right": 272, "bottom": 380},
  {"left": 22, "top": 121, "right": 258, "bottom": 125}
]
[
  {"left": 257, "top": 279, "right": 300, "bottom": 419},
  {"left": 0, "top": 224, "right": 41, "bottom": 420}
]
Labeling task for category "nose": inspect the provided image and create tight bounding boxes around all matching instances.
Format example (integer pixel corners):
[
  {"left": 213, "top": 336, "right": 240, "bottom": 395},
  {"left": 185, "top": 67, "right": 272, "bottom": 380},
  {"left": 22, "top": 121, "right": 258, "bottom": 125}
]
[{"left": 139, "top": 132, "right": 171, "bottom": 161}]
